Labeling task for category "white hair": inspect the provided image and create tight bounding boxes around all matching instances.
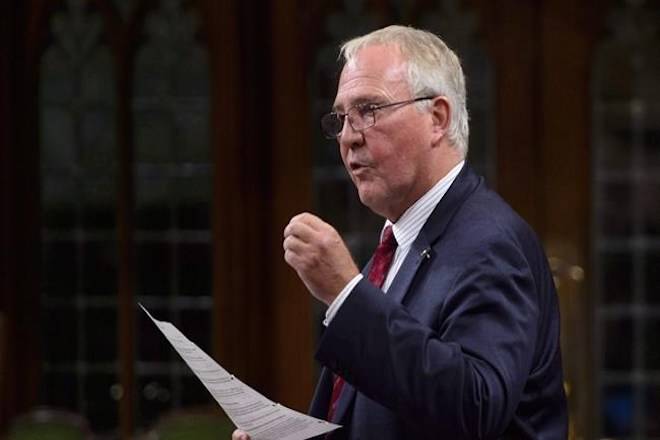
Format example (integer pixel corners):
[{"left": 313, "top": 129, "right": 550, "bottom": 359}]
[{"left": 339, "top": 25, "right": 469, "bottom": 157}]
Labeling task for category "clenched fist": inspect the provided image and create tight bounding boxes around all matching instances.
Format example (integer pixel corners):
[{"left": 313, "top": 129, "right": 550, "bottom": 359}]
[{"left": 283, "top": 213, "right": 359, "bottom": 305}]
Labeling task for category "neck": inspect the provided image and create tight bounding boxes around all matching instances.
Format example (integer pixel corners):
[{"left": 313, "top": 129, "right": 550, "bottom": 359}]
[{"left": 384, "top": 156, "right": 463, "bottom": 222}]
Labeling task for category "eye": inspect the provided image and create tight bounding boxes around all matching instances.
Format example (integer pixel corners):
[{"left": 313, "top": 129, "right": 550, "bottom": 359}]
[{"left": 355, "top": 103, "right": 378, "bottom": 118}]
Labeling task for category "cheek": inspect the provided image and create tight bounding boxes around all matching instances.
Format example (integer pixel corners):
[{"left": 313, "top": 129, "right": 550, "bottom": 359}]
[
  {"left": 382, "top": 158, "right": 413, "bottom": 187},
  {"left": 339, "top": 144, "right": 350, "bottom": 167},
  {"left": 376, "top": 139, "right": 413, "bottom": 176}
]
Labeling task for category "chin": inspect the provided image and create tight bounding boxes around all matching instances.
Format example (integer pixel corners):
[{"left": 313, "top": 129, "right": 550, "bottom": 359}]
[{"left": 357, "top": 189, "right": 386, "bottom": 216}]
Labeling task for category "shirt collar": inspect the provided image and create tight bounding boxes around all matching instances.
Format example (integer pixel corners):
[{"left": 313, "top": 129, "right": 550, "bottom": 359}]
[{"left": 383, "top": 160, "right": 465, "bottom": 249}]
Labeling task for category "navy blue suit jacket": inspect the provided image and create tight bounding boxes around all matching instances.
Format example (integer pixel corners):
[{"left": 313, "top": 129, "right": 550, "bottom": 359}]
[{"left": 309, "top": 164, "right": 567, "bottom": 439}]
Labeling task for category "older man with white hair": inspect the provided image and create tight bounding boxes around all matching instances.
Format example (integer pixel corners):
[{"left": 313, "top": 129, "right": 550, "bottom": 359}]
[{"left": 235, "top": 25, "right": 567, "bottom": 440}]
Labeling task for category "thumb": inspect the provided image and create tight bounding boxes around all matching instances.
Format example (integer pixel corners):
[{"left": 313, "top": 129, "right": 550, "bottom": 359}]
[{"left": 232, "top": 429, "right": 251, "bottom": 440}]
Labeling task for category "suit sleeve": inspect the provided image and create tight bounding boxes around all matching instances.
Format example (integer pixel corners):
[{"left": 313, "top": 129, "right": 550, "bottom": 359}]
[{"left": 315, "top": 233, "right": 540, "bottom": 439}]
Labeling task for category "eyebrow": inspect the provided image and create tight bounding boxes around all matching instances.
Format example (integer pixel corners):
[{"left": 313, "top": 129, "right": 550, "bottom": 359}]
[{"left": 332, "top": 95, "right": 385, "bottom": 113}]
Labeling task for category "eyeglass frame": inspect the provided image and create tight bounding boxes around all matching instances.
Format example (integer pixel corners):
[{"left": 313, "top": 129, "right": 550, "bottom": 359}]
[{"left": 320, "top": 96, "right": 436, "bottom": 140}]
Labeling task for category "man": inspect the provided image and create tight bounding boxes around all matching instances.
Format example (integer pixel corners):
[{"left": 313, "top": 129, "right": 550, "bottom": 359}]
[{"left": 234, "top": 25, "right": 567, "bottom": 439}]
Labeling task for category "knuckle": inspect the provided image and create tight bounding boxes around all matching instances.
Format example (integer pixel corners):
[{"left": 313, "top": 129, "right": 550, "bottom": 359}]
[
  {"left": 299, "top": 255, "right": 317, "bottom": 272},
  {"left": 292, "top": 212, "right": 307, "bottom": 223},
  {"left": 319, "top": 234, "right": 335, "bottom": 251}
]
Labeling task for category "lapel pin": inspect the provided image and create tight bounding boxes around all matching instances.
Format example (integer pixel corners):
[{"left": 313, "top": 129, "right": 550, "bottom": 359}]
[{"left": 420, "top": 248, "right": 431, "bottom": 260}]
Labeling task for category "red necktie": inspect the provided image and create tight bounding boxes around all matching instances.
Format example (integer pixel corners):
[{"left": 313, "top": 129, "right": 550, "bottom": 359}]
[{"left": 327, "top": 226, "right": 398, "bottom": 421}]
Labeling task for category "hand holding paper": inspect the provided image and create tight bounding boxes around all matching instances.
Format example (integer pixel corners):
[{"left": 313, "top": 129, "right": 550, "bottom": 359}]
[{"left": 140, "top": 304, "right": 340, "bottom": 440}]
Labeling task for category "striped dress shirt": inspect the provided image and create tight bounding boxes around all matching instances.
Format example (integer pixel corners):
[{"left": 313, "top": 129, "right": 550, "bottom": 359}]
[{"left": 324, "top": 160, "right": 465, "bottom": 326}]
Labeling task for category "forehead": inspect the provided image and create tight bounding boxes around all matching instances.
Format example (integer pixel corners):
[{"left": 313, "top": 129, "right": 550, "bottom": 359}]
[{"left": 333, "top": 44, "right": 410, "bottom": 111}]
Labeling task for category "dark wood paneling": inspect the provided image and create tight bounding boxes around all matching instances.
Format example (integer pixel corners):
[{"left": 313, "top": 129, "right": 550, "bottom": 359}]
[
  {"left": 269, "top": 0, "right": 314, "bottom": 411},
  {"left": 475, "top": 0, "right": 542, "bottom": 229},
  {"left": 0, "top": 0, "right": 45, "bottom": 432},
  {"left": 205, "top": 0, "right": 269, "bottom": 388},
  {"left": 204, "top": 0, "right": 315, "bottom": 410},
  {"left": 107, "top": 6, "right": 137, "bottom": 437},
  {"left": 539, "top": 2, "right": 597, "bottom": 438},
  {"left": 0, "top": 0, "right": 18, "bottom": 431}
]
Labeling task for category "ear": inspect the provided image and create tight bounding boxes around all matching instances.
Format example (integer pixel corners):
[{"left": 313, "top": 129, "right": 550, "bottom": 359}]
[{"left": 430, "top": 96, "right": 451, "bottom": 144}]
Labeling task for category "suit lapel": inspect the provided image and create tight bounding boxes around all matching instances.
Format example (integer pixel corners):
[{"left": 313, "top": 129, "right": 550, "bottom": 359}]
[
  {"left": 309, "top": 367, "right": 334, "bottom": 418},
  {"left": 387, "top": 164, "right": 482, "bottom": 305},
  {"left": 309, "top": 366, "right": 357, "bottom": 425},
  {"left": 331, "top": 380, "right": 356, "bottom": 424},
  {"left": 387, "top": 237, "right": 432, "bottom": 304},
  {"left": 310, "top": 165, "right": 483, "bottom": 426}
]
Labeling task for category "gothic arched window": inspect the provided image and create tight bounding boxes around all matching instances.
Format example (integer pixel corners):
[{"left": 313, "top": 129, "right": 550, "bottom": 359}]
[
  {"left": 132, "top": 0, "right": 212, "bottom": 428},
  {"left": 38, "top": 0, "right": 213, "bottom": 433},
  {"left": 40, "top": 0, "right": 119, "bottom": 431},
  {"left": 592, "top": 1, "right": 660, "bottom": 437}
]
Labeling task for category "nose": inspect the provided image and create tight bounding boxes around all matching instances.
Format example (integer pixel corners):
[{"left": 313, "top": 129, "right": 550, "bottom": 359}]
[{"left": 338, "top": 119, "right": 365, "bottom": 149}]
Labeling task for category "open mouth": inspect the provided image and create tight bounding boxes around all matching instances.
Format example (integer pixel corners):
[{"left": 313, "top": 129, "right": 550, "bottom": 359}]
[{"left": 350, "top": 162, "right": 368, "bottom": 171}]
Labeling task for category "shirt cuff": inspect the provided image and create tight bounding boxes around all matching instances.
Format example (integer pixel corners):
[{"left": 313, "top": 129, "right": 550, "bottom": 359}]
[{"left": 323, "top": 274, "right": 364, "bottom": 327}]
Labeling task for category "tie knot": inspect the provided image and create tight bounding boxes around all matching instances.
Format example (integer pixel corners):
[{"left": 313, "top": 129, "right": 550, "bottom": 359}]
[
  {"left": 380, "top": 225, "right": 397, "bottom": 248},
  {"left": 367, "top": 225, "right": 398, "bottom": 289}
]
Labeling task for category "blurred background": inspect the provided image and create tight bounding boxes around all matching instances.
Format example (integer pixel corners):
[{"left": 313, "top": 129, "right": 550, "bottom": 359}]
[{"left": 1, "top": 0, "right": 659, "bottom": 438}]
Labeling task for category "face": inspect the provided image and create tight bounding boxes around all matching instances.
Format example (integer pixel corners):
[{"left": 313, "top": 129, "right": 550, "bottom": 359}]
[{"left": 333, "top": 44, "right": 441, "bottom": 221}]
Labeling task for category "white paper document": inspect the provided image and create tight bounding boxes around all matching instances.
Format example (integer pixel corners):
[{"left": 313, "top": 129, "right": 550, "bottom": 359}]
[{"left": 140, "top": 304, "right": 341, "bottom": 440}]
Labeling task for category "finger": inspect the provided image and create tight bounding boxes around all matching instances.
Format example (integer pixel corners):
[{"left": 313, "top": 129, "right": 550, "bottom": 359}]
[
  {"left": 289, "top": 212, "right": 327, "bottom": 231},
  {"left": 283, "top": 247, "right": 299, "bottom": 269},
  {"left": 284, "top": 218, "right": 319, "bottom": 243},
  {"left": 282, "top": 234, "right": 310, "bottom": 254},
  {"left": 296, "top": 214, "right": 341, "bottom": 241},
  {"left": 284, "top": 246, "right": 311, "bottom": 272},
  {"left": 296, "top": 212, "right": 329, "bottom": 230}
]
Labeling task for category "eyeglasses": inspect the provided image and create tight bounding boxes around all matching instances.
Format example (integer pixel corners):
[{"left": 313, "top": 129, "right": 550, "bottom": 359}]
[{"left": 320, "top": 96, "right": 435, "bottom": 139}]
